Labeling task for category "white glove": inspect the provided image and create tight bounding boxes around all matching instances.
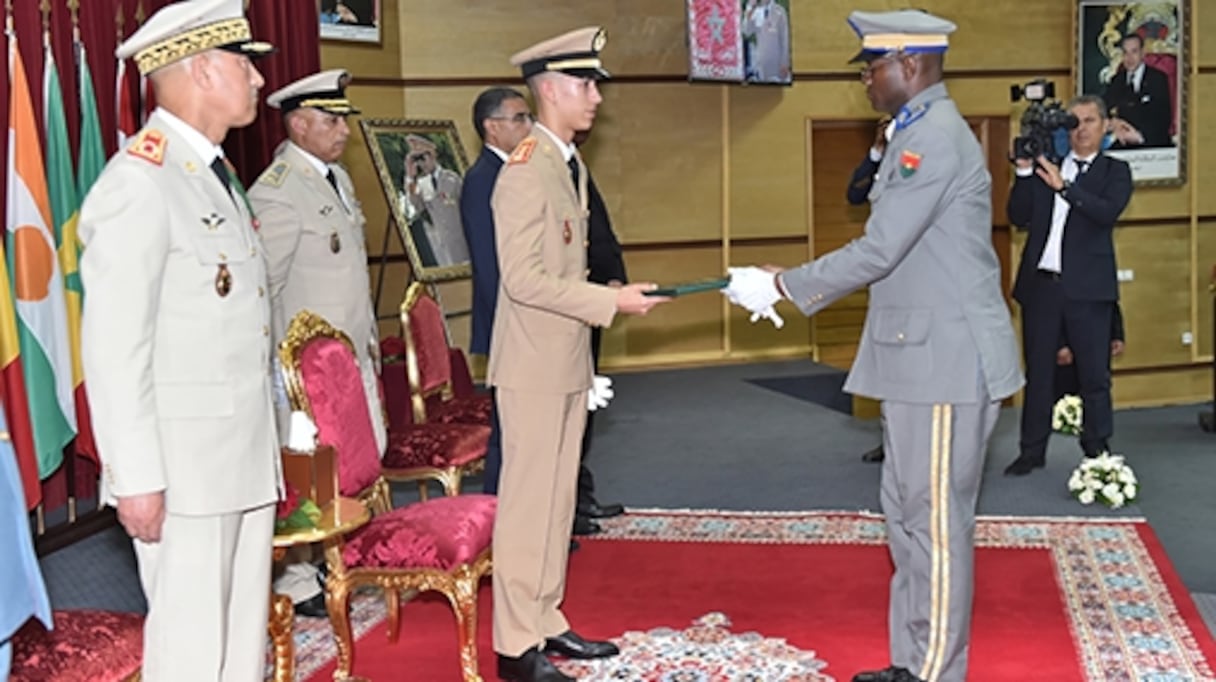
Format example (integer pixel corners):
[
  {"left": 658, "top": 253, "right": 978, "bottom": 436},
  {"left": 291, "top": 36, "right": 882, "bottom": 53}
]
[
  {"left": 587, "top": 375, "right": 614, "bottom": 412},
  {"left": 723, "top": 266, "right": 786, "bottom": 329}
]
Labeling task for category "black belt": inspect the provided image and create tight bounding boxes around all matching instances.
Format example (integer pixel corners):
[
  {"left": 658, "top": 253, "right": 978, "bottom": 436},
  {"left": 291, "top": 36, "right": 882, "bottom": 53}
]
[{"left": 1036, "top": 269, "right": 1062, "bottom": 281}]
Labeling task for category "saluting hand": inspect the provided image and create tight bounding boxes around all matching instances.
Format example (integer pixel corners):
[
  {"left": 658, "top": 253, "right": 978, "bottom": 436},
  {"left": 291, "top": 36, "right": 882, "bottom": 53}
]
[{"left": 117, "top": 491, "right": 166, "bottom": 544}]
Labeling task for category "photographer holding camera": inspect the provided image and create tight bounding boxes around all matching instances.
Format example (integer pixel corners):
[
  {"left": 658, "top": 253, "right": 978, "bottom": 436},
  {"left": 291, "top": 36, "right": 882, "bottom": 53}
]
[{"left": 1004, "top": 94, "right": 1133, "bottom": 476}]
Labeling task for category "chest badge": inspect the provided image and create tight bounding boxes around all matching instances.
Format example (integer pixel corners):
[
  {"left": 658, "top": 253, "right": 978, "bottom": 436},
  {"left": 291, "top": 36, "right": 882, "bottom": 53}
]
[
  {"left": 562, "top": 219, "right": 572, "bottom": 244},
  {"left": 202, "top": 213, "right": 226, "bottom": 231},
  {"left": 330, "top": 232, "right": 342, "bottom": 253},
  {"left": 899, "top": 150, "right": 922, "bottom": 178},
  {"left": 320, "top": 205, "right": 334, "bottom": 217},
  {"left": 215, "top": 264, "right": 233, "bottom": 297}
]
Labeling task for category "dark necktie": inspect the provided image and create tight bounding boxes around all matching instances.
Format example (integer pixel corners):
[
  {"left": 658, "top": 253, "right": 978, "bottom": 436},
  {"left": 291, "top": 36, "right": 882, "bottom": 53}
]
[
  {"left": 1075, "top": 159, "right": 1089, "bottom": 177},
  {"left": 210, "top": 156, "right": 232, "bottom": 194},
  {"left": 567, "top": 155, "right": 580, "bottom": 188},
  {"left": 325, "top": 168, "right": 350, "bottom": 212}
]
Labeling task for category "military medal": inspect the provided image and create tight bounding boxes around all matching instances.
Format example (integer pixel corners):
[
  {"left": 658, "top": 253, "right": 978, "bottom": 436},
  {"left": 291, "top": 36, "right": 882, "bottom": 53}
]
[
  {"left": 562, "top": 219, "right": 572, "bottom": 244},
  {"left": 330, "top": 232, "right": 341, "bottom": 253},
  {"left": 215, "top": 264, "right": 232, "bottom": 297}
]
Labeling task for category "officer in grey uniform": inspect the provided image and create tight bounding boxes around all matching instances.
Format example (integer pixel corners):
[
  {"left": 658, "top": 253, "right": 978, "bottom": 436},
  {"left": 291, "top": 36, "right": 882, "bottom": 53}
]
[
  {"left": 724, "top": 10, "right": 1022, "bottom": 682},
  {"left": 249, "top": 69, "right": 386, "bottom": 617}
]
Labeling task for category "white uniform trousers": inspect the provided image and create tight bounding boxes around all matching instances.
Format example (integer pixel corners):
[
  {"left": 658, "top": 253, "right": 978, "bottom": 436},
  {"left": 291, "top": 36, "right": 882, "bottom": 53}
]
[{"left": 134, "top": 503, "right": 274, "bottom": 682}]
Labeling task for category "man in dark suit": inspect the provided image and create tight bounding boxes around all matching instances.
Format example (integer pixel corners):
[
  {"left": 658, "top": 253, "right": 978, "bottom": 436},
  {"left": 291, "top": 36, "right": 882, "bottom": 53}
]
[
  {"left": 461, "top": 87, "right": 534, "bottom": 494},
  {"left": 1004, "top": 94, "right": 1133, "bottom": 476},
  {"left": 1102, "top": 33, "right": 1172, "bottom": 148},
  {"left": 571, "top": 129, "right": 628, "bottom": 534}
]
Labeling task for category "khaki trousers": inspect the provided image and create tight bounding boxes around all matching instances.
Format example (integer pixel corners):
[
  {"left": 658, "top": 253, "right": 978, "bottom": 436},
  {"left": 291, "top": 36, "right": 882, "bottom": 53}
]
[
  {"left": 134, "top": 503, "right": 274, "bottom": 682},
  {"left": 492, "top": 388, "right": 586, "bottom": 656}
]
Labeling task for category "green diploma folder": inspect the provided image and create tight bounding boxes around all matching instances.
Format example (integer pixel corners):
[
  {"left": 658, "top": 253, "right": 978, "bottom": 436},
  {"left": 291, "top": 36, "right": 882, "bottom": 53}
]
[{"left": 645, "top": 277, "right": 729, "bottom": 297}]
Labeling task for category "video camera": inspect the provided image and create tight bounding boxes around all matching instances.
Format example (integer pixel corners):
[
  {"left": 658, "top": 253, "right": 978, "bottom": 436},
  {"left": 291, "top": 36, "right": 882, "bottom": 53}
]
[{"left": 1010, "top": 80, "right": 1078, "bottom": 164}]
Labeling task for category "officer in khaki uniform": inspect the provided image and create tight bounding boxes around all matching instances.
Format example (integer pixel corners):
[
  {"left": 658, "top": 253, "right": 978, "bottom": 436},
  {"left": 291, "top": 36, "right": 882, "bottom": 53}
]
[
  {"left": 490, "top": 27, "right": 668, "bottom": 682},
  {"left": 724, "top": 11, "right": 1023, "bottom": 682},
  {"left": 249, "top": 69, "right": 386, "bottom": 617},
  {"left": 78, "top": 1, "right": 280, "bottom": 680}
]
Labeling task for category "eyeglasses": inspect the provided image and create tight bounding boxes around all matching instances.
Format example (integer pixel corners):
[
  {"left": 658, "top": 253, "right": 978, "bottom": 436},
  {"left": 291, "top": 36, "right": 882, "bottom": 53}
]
[
  {"left": 489, "top": 112, "right": 534, "bottom": 124},
  {"left": 858, "top": 55, "right": 902, "bottom": 82}
]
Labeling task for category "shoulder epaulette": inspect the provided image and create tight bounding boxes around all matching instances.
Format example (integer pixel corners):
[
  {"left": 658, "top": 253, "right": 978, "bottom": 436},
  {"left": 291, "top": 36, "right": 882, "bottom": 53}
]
[
  {"left": 126, "top": 129, "right": 167, "bottom": 166},
  {"left": 257, "top": 160, "right": 291, "bottom": 188},
  {"left": 508, "top": 138, "right": 536, "bottom": 165}
]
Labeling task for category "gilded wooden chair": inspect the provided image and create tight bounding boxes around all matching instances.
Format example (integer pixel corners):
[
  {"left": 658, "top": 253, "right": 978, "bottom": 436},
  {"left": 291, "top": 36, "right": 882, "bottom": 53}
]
[
  {"left": 279, "top": 310, "right": 495, "bottom": 681},
  {"left": 399, "top": 282, "right": 493, "bottom": 428}
]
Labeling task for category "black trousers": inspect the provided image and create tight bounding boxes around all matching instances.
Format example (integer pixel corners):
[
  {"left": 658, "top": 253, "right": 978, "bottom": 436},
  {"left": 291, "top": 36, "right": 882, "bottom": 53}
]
[
  {"left": 576, "top": 327, "right": 604, "bottom": 508},
  {"left": 1019, "top": 274, "right": 1114, "bottom": 457}
]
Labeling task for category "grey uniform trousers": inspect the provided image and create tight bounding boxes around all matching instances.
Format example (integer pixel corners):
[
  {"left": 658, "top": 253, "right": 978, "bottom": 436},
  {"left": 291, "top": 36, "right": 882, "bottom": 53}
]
[{"left": 880, "top": 391, "right": 1000, "bottom": 682}]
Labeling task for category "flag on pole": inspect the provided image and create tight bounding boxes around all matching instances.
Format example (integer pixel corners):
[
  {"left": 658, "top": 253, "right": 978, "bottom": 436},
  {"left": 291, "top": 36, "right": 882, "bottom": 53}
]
[
  {"left": 70, "top": 40, "right": 104, "bottom": 464},
  {"left": 115, "top": 56, "right": 137, "bottom": 148},
  {"left": 7, "top": 34, "right": 77, "bottom": 478}
]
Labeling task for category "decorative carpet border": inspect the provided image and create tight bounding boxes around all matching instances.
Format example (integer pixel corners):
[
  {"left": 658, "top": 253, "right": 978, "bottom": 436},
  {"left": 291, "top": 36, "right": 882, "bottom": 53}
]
[{"left": 597, "top": 509, "right": 1215, "bottom": 681}]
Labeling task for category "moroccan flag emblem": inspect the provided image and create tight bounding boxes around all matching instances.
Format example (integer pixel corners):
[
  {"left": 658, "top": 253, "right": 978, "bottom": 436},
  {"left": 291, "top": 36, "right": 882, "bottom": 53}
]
[{"left": 899, "top": 150, "right": 922, "bottom": 178}]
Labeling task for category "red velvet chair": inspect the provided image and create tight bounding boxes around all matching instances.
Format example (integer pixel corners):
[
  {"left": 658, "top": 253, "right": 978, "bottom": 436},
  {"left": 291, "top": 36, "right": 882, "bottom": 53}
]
[
  {"left": 279, "top": 310, "right": 496, "bottom": 682},
  {"left": 283, "top": 310, "right": 489, "bottom": 498},
  {"left": 399, "top": 282, "right": 493, "bottom": 427},
  {"left": 9, "top": 610, "right": 143, "bottom": 681}
]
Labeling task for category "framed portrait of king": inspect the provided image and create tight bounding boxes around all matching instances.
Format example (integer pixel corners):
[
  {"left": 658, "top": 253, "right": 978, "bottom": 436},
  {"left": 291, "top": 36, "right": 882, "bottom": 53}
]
[
  {"left": 1076, "top": 0, "right": 1188, "bottom": 185},
  {"left": 361, "top": 119, "right": 472, "bottom": 282}
]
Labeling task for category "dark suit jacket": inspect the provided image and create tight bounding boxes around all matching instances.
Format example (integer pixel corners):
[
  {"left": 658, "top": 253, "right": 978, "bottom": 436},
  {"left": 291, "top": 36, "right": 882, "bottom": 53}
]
[
  {"left": 586, "top": 174, "right": 627, "bottom": 285},
  {"left": 1009, "top": 154, "right": 1133, "bottom": 305},
  {"left": 846, "top": 153, "right": 881, "bottom": 206},
  {"left": 461, "top": 147, "right": 503, "bottom": 356},
  {"left": 1103, "top": 64, "right": 1172, "bottom": 147}
]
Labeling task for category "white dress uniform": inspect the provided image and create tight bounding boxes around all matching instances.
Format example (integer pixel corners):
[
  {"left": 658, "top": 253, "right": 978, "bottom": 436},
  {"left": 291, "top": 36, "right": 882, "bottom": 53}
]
[{"left": 79, "top": 3, "right": 279, "bottom": 679}]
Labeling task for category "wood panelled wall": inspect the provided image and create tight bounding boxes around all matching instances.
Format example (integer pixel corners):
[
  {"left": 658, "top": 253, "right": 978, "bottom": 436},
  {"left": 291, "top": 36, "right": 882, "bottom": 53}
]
[{"left": 322, "top": 0, "right": 1215, "bottom": 407}]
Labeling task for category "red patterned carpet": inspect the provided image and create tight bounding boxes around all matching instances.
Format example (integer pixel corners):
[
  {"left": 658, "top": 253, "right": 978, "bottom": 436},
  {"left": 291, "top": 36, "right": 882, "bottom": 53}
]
[{"left": 283, "top": 510, "right": 1216, "bottom": 682}]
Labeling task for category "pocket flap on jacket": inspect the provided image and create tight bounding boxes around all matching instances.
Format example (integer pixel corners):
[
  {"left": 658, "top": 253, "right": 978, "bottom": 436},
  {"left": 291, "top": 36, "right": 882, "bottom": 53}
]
[{"left": 871, "top": 310, "right": 932, "bottom": 345}]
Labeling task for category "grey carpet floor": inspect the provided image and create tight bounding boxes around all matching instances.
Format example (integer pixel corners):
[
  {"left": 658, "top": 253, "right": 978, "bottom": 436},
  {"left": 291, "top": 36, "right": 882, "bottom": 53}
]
[{"left": 38, "top": 359, "right": 1216, "bottom": 640}]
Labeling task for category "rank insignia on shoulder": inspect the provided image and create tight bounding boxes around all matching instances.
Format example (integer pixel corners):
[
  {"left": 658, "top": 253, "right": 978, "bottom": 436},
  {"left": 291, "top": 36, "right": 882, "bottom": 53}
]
[
  {"left": 127, "top": 129, "right": 167, "bottom": 166},
  {"left": 257, "top": 161, "right": 291, "bottom": 187},
  {"left": 899, "top": 150, "right": 922, "bottom": 178},
  {"left": 508, "top": 138, "right": 536, "bottom": 165}
]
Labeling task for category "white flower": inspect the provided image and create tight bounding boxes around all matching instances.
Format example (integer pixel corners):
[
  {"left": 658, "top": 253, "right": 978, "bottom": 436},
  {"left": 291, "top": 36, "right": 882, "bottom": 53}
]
[
  {"left": 1087, "top": 478, "right": 1103, "bottom": 490},
  {"left": 1108, "top": 492, "right": 1125, "bottom": 509},
  {"left": 1102, "top": 482, "right": 1121, "bottom": 499},
  {"left": 1123, "top": 483, "right": 1137, "bottom": 499},
  {"left": 1068, "top": 472, "right": 1085, "bottom": 491},
  {"left": 1078, "top": 488, "right": 1095, "bottom": 505}
]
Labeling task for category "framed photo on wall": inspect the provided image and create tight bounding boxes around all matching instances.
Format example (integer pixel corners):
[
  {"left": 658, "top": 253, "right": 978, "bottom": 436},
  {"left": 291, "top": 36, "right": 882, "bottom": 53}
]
[
  {"left": 1076, "top": 0, "right": 1188, "bottom": 185},
  {"left": 360, "top": 119, "right": 472, "bottom": 283},
  {"left": 319, "top": 0, "right": 381, "bottom": 44},
  {"left": 686, "top": 0, "right": 791, "bottom": 84}
]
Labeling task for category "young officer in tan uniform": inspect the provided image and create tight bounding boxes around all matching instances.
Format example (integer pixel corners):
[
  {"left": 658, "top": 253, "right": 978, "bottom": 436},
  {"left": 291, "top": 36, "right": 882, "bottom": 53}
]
[
  {"left": 490, "top": 26, "right": 668, "bottom": 682},
  {"left": 79, "top": 1, "right": 279, "bottom": 679},
  {"left": 249, "top": 69, "right": 386, "bottom": 617}
]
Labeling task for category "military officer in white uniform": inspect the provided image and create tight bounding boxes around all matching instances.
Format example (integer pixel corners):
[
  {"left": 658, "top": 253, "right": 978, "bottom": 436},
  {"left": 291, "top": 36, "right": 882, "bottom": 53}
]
[
  {"left": 402, "top": 133, "right": 470, "bottom": 267},
  {"left": 78, "top": 1, "right": 280, "bottom": 679},
  {"left": 725, "top": 11, "right": 1023, "bottom": 682},
  {"left": 249, "top": 69, "right": 386, "bottom": 617}
]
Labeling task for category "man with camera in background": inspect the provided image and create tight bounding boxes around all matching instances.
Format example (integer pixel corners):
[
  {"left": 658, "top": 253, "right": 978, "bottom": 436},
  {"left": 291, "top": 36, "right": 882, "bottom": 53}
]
[{"left": 1004, "top": 94, "right": 1133, "bottom": 476}]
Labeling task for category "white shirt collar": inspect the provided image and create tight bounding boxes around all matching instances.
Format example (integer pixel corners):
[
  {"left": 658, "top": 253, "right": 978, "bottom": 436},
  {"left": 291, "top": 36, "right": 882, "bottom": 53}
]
[
  {"left": 155, "top": 107, "right": 224, "bottom": 165},
  {"left": 534, "top": 123, "right": 575, "bottom": 162},
  {"left": 288, "top": 141, "right": 331, "bottom": 177},
  {"left": 486, "top": 144, "right": 509, "bottom": 162}
]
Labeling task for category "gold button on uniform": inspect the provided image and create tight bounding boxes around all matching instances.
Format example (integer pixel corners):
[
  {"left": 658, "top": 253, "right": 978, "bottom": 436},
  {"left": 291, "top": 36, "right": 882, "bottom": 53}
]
[
  {"left": 263, "top": 325, "right": 270, "bottom": 337},
  {"left": 258, "top": 286, "right": 265, "bottom": 297},
  {"left": 897, "top": 332, "right": 905, "bottom": 341}
]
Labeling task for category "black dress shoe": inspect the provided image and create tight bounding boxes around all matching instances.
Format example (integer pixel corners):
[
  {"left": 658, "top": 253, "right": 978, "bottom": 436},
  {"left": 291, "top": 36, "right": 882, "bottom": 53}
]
[
  {"left": 293, "top": 592, "right": 328, "bottom": 619},
  {"left": 852, "top": 666, "right": 925, "bottom": 682},
  {"left": 1003, "top": 453, "right": 1046, "bottom": 476},
  {"left": 543, "top": 630, "right": 620, "bottom": 659},
  {"left": 572, "top": 515, "right": 602, "bottom": 536},
  {"left": 497, "top": 649, "right": 574, "bottom": 682},
  {"left": 577, "top": 500, "right": 625, "bottom": 518},
  {"left": 861, "top": 445, "right": 885, "bottom": 463}
]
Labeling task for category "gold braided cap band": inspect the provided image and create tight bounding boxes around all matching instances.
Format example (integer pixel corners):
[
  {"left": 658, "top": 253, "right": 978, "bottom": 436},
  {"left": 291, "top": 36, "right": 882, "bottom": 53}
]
[{"left": 133, "top": 17, "right": 269, "bottom": 75}]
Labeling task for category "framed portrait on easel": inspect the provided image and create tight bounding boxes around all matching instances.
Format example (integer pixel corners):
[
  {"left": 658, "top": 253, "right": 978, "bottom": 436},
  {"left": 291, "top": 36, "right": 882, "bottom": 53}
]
[
  {"left": 1076, "top": 0, "right": 1188, "bottom": 185},
  {"left": 360, "top": 119, "right": 472, "bottom": 283}
]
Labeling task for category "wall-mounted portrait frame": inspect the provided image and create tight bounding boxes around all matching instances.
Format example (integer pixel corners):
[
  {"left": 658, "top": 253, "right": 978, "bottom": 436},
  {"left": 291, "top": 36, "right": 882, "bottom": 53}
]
[
  {"left": 686, "top": 0, "right": 791, "bottom": 85},
  {"left": 361, "top": 119, "right": 472, "bottom": 283},
  {"left": 319, "top": 0, "right": 382, "bottom": 45},
  {"left": 1076, "top": 0, "right": 1188, "bottom": 185}
]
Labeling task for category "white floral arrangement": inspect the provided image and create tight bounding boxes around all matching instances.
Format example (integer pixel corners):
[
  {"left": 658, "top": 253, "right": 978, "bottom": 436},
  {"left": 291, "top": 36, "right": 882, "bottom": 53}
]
[
  {"left": 1067, "top": 452, "right": 1138, "bottom": 509},
  {"left": 1052, "top": 395, "right": 1083, "bottom": 436}
]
